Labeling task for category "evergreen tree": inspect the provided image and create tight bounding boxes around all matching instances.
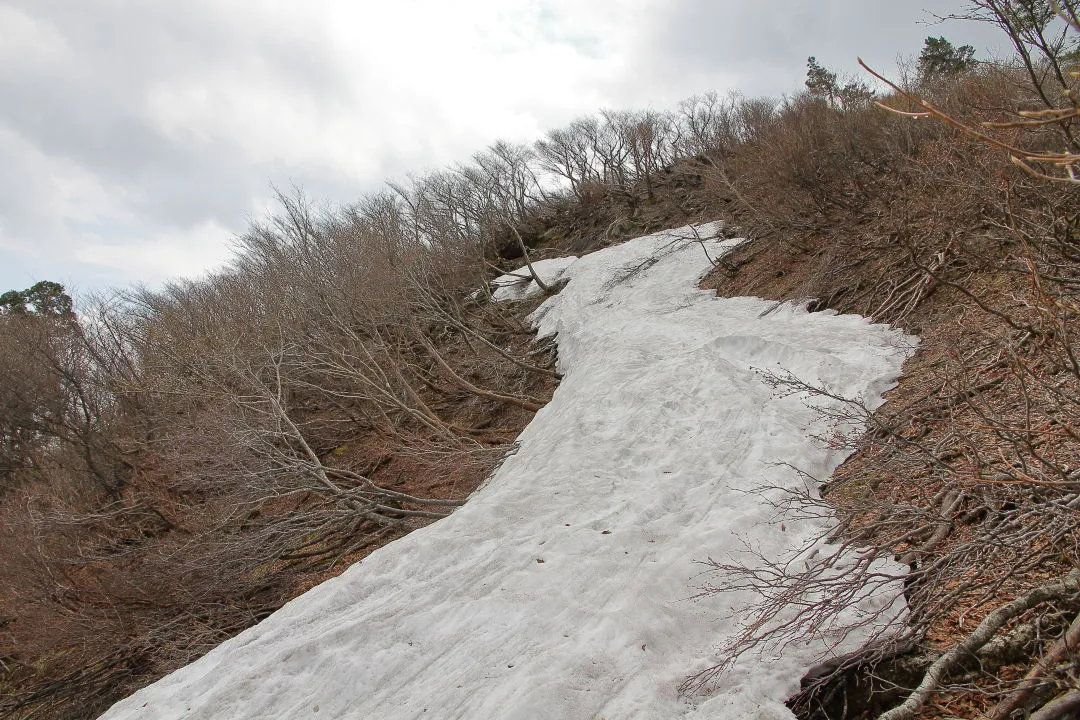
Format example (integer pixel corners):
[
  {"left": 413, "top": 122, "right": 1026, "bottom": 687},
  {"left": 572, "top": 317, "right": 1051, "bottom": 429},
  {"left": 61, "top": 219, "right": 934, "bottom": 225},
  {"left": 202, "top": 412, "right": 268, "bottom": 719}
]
[
  {"left": 0, "top": 281, "right": 74, "bottom": 317},
  {"left": 805, "top": 57, "right": 875, "bottom": 108},
  {"left": 918, "top": 36, "right": 977, "bottom": 79},
  {"left": 805, "top": 56, "right": 840, "bottom": 99}
]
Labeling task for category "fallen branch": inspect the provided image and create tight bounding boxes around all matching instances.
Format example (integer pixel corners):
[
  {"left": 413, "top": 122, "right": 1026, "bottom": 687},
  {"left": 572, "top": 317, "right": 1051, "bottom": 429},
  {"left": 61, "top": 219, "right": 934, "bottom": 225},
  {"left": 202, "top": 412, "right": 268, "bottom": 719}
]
[
  {"left": 1029, "top": 689, "right": 1080, "bottom": 720},
  {"left": 987, "top": 608, "right": 1080, "bottom": 720},
  {"left": 878, "top": 569, "right": 1080, "bottom": 720}
]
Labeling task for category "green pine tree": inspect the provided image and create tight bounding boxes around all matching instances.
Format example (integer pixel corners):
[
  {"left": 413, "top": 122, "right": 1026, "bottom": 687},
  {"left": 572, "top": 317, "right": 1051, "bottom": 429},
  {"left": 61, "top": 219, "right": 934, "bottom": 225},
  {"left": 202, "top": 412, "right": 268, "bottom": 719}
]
[{"left": 918, "top": 36, "right": 977, "bottom": 80}]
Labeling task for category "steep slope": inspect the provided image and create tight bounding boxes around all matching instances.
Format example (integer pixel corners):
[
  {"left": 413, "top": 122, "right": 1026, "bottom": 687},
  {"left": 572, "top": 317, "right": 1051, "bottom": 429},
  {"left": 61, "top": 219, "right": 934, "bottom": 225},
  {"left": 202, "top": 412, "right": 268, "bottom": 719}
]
[{"left": 99, "top": 225, "right": 911, "bottom": 720}]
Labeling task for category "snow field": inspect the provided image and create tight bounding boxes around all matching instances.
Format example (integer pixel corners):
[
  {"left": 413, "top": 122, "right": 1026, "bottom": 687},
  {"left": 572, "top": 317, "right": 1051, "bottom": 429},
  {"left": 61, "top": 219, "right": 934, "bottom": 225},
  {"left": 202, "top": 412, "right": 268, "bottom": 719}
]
[{"left": 100, "top": 223, "right": 914, "bottom": 720}]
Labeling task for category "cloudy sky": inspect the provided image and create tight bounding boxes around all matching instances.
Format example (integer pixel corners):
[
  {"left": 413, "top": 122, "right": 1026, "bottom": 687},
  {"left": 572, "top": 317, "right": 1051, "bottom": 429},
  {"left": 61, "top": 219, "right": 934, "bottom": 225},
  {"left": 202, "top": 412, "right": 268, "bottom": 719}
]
[{"left": 0, "top": 1, "right": 1006, "bottom": 295}]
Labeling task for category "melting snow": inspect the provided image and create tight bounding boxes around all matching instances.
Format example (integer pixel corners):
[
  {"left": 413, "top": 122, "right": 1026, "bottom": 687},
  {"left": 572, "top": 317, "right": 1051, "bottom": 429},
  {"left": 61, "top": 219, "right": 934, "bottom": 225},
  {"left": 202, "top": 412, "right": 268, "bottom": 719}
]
[{"left": 100, "top": 223, "right": 913, "bottom": 720}]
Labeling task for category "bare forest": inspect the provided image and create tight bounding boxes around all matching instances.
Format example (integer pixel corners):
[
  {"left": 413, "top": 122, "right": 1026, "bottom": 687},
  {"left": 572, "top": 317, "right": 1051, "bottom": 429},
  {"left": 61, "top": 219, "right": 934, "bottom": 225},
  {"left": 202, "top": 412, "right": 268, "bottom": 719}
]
[{"left": 2, "top": 1, "right": 1080, "bottom": 718}]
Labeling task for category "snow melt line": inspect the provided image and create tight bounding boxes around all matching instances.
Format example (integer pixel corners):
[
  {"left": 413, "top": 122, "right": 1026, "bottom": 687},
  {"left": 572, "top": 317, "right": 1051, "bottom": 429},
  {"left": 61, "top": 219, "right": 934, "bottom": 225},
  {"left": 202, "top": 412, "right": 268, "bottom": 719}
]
[{"left": 100, "top": 222, "right": 913, "bottom": 720}]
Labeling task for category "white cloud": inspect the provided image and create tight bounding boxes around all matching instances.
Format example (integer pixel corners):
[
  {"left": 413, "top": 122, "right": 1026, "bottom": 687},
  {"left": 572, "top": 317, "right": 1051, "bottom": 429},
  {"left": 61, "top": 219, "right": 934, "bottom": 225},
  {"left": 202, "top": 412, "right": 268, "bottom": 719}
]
[
  {"left": 0, "top": 5, "right": 69, "bottom": 67},
  {"left": 74, "top": 220, "right": 236, "bottom": 284}
]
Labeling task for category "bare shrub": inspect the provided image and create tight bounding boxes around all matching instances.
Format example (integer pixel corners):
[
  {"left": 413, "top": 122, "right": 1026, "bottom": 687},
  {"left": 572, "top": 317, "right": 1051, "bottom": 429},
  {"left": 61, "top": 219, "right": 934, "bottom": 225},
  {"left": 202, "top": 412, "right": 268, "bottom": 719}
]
[{"left": 691, "top": 8, "right": 1080, "bottom": 718}]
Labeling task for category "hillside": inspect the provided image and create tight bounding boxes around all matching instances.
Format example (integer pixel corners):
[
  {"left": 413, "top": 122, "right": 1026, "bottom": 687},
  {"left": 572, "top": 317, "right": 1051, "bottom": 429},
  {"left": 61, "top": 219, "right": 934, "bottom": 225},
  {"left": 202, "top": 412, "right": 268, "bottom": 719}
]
[
  {"left": 97, "top": 225, "right": 911, "bottom": 720},
  {"left": 2, "top": 5, "right": 1079, "bottom": 718}
]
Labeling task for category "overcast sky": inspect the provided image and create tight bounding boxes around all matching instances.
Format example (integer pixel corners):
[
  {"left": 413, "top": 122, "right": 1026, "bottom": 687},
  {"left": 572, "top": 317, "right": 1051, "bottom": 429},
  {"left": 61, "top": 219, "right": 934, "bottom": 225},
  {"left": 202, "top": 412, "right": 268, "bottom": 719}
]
[{"left": 0, "top": 1, "right": 1007, "bottom": 295}]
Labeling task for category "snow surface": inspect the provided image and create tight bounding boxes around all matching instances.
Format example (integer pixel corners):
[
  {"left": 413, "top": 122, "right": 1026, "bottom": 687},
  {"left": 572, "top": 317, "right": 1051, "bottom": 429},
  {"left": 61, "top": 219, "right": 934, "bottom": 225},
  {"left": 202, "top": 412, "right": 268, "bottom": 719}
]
[
  {"left": 491, "top": 256, "right": 578, "bottom": 301},
  {"left": 100, "top": 223, "right": 914, "bottom": 720}
]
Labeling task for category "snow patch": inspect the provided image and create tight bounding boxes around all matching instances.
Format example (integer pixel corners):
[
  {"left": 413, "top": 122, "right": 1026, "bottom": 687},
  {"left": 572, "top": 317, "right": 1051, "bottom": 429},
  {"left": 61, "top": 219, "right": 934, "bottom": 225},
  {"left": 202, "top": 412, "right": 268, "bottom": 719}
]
[
  {"left": 491, "top": 256, "right": 578, "bottom": 301},
  {"left": 100, "top": 223, "right": 913, "bottom": 720}
]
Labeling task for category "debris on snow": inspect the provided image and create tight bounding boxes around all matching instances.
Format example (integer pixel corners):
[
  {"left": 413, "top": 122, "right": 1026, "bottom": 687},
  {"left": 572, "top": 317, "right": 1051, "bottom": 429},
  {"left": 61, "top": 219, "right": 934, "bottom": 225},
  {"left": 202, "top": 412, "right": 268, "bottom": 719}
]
[{"left": 491, "top": 256, "right": 578, "bottom": 301}]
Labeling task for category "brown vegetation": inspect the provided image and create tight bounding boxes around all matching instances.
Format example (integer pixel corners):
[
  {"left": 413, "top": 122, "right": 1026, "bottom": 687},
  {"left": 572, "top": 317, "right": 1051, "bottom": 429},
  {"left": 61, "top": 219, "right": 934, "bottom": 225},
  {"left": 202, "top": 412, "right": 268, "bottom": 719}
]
[
  {"left": 0, "top": 184, "right": 563, "bottom": 718},
  {"left": 690, "top": 4, "right": 1080, "bottom": 718}
]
